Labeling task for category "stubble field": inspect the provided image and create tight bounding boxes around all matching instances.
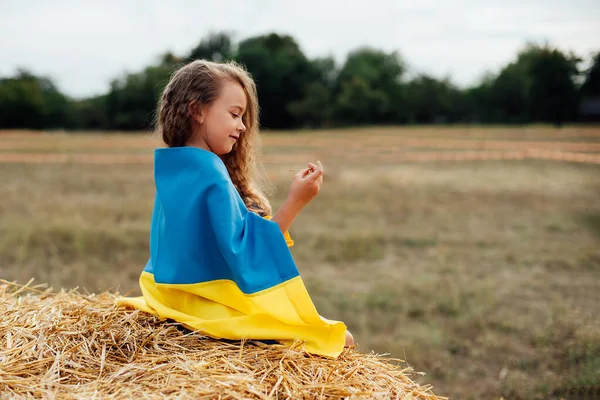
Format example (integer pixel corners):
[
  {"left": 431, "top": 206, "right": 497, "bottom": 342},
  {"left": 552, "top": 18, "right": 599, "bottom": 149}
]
[{"left": 1, "top": 126, "right": 599, "bottom": 399}]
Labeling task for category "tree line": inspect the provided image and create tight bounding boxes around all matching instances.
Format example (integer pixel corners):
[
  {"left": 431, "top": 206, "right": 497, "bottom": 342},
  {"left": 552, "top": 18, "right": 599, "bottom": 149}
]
[{"left": 1, "top": 32, "right": 599, "bottom": 131}]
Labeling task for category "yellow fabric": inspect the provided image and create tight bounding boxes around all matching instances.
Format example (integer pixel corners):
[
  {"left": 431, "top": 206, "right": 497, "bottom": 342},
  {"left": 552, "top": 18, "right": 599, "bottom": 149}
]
[
  {"left": 263, "top": 215, "right": 294, "bottom": 247},
  {"left": 117, "top": 215, "right": 347, "bottom": 358},
  {"left": 118, "top": 272, "right": 346, "bottom": 358}
]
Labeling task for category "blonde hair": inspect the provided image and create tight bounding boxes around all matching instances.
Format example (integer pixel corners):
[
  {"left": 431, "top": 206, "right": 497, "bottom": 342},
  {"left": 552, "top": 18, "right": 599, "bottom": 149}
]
[{"left": 156, "top": 59, "right": 272, "bottom": 215}]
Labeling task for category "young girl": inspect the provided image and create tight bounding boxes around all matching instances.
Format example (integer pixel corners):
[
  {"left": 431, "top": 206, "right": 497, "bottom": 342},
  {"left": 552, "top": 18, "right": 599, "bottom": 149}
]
[{"left": 118, "top": 59, "right": 353, "bottom": 358}]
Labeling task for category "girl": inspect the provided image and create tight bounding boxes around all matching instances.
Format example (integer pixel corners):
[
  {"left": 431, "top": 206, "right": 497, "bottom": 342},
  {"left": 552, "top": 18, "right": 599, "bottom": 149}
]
[{"left": 118, "top": 59, "right": 353, "bottom": 358}]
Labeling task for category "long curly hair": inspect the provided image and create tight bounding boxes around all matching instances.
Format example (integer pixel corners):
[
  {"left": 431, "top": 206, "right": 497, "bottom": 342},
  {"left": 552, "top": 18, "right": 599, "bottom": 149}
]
[{"left": 155, "top": 59, "right": 272, "bottom": 216}]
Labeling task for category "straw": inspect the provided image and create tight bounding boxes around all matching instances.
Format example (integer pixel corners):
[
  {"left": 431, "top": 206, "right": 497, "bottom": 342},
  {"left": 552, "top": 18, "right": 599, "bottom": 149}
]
[{"left": 0, "top": 280, "right": 445, "bottom": 399}]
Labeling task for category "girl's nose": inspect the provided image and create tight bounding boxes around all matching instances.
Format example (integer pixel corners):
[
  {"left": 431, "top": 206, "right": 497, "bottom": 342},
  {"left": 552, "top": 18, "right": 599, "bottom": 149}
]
[{"left": 238, "top": 121, "right": 246, "bottom": 133}]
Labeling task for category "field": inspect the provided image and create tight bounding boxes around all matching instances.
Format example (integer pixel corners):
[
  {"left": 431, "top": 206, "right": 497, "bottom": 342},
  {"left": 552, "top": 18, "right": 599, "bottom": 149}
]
[{"left": 1, "top": 126, "right": 599, "bottom": 399}]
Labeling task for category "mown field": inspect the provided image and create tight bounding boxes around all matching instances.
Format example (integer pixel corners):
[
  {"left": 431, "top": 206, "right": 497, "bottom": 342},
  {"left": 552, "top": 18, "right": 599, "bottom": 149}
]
[{"left": 1, "top": 126, "right": 599, "bottom": 399}]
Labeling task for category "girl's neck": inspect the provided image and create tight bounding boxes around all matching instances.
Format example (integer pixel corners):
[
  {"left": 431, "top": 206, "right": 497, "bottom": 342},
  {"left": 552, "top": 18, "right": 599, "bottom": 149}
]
[{"left": 186, "top": 135, "right": 212, "bottom": 152}]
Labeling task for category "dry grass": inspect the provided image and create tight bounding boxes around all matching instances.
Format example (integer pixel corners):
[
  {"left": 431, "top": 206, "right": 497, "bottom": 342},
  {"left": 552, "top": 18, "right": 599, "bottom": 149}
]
[
  {"left": 1, "top": 126, "right": 599, "bottom": 399},
  {"left": 0, "top": 280, "right": 443, "bottom": 399},
  {"left": 2, "top": 127, "right": 600, "bottom": 166}
]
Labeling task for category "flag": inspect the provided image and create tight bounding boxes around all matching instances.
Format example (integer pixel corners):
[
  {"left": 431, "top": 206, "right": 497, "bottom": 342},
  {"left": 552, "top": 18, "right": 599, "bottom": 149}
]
[{"left": 117, "top": 147, "right": 347, "bottom": 358}]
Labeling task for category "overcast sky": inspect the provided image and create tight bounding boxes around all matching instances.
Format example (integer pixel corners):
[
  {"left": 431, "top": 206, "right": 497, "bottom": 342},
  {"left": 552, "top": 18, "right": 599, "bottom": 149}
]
[{"left": 1, "top": 0, "right": 598, "bottom": 98}]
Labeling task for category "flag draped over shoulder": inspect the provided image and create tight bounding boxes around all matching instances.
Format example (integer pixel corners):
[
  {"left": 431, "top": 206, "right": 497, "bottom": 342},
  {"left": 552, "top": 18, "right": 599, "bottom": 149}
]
[{"left": 117, "top": 147, "right": 347, "bottom": 358}]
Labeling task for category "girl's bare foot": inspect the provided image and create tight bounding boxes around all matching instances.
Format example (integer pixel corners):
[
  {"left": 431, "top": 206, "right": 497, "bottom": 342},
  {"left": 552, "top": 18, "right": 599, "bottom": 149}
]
[{"left": 345, "top": 330, "right": 354, "bottom": 347}]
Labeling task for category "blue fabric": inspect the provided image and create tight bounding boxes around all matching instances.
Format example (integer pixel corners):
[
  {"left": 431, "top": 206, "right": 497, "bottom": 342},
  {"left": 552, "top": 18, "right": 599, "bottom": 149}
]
[{"left": 144, "top": 147, "right": 300, "bottom": 294}]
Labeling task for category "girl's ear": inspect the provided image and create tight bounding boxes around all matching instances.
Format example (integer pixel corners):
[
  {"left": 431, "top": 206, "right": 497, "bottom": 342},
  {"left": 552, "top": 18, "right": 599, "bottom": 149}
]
[{"left": 188, "top": 100, "right": 204, "bottom": 125}]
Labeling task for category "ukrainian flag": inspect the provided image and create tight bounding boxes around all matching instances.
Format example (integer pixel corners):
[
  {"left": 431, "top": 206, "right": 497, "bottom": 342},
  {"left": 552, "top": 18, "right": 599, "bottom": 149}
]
[{"left": 117, "top": 147, "right": 347, "bottom": 358}]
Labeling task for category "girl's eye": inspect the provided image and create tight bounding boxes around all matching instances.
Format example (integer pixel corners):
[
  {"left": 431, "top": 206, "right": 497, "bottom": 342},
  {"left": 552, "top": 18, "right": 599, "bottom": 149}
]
[{"left": 231, "top": 113, "right": 239, "bottom": 119}]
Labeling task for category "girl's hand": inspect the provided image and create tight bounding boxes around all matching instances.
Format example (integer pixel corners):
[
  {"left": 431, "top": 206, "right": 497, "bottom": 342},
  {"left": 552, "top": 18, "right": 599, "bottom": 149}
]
[
  {"left": 287, "top": 160, "right": 324, "bottom": 210},
  {"left": 271, "top": 161, "right": 323, "bottom": 234}
]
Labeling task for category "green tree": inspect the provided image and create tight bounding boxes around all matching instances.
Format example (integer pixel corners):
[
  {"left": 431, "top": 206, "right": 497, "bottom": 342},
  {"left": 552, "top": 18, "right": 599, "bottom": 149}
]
[
  {"left": 287, "top": 57, "right": 337, "bottom": 127},
  {"left": 464, "top": 73, "right": 496, "bottom": 122},
  {"left": 236, "top": 33, "right": 316, "bottom": 128},
  {"left": 0, "top": 71, "right": 43, "bottom": 128},
  {"left": 335, "top": 78, "right": 388, "bottom": 124},
  {"left": 480, "top": 44, "right": 544, "bottom": 123},
  {"left": 105, "top": 62, "right": 175, "bottom": 130},
  {"left": 528, "top": 47, "right": 581, "bottom": 125},
  {"left": 333, "top": 48, "right": 406, "bottom": 124},
  {"left": 1, "top": 33, "right": 594, "bottom": 131},
  {"left": 489, "top": 61, "right": 531, "bottom": 123},
  {"left": 40, "top": 77, "right": 70, "bottom": 128},
  {"left": 404, "top": 75, "right": 466, "bottom": 124},
  {"left": 287, "top": 82, "right": 333, "bottom": 128},
  {"left": 467, "top": 43, "right": 581, "bottom": 125},
  {"left": 70, "top": 95, "right": 109, "bottom": 130},
  {"left": 0, "top": 70, "right": 70, "bottom": 129},
  {"left": 189, "top": 32, "right": 235, "bottom": 62},
  {"left": 581, "top": 52, "right": 600, "bottom": 97}
]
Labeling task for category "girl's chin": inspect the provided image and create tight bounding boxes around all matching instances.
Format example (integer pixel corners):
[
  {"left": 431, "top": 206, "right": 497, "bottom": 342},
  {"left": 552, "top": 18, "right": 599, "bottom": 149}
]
[{"left": 214, "top": 146, "right": 235, "bottom": 156}]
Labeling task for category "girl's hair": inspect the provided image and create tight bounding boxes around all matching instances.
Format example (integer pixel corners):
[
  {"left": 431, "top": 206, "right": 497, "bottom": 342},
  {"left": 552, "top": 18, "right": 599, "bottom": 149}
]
[{"left": 156, "top": 59, "right": 272, "bottom": 216}]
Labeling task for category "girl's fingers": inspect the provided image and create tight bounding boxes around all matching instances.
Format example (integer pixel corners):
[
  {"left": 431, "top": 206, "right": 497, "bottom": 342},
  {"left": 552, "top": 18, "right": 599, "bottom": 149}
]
[
  {"left": 301, "top": 161, "right": 324, "bottom": 180},
  {"left": 307, "top": 161, "right": 323, "bottom": 173},
  {"left": 309, "top": 168, "right": 323, "bottom": 180},
  {"left": 295, "top": 168, "right": 310, "bottom": 179},
  {"left": 316, "top": 160, "right": 323, "bottom": 172},
  {"left": 301, "top": 167, "right": 313, "bottom": 178}
]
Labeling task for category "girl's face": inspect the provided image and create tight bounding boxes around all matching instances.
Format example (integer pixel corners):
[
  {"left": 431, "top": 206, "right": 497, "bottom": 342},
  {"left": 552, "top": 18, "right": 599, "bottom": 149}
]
[{"left": 195, "top": 80, "right": 247, "bottom": 155}]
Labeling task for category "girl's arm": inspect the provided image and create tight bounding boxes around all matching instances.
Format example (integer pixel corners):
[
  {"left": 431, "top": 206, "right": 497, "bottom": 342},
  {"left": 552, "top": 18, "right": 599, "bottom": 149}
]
[
  {"left": 271, "top": 161, "right": 324, "bottom": 234},
  {"left": 271, "top": 198, "right": 302, "bottom": 234}
]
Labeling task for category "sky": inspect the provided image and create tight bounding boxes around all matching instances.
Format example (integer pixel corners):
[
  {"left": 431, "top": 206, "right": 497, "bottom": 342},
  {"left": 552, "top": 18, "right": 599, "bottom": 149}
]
[{"left": 1, "top": 0, "right": 598, "bottom": 98}]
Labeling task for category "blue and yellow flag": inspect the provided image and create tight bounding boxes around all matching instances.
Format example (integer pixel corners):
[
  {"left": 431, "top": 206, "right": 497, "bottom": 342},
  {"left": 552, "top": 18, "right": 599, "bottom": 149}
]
[{"left": 117, "top": 147, "right": 347, "bottom": 358}]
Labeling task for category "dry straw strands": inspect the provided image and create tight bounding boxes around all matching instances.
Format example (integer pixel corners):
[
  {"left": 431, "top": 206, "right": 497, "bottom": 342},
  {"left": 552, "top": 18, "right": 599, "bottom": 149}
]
[{"left": 0, "top": 280, "right": 445, "bottom": 399}]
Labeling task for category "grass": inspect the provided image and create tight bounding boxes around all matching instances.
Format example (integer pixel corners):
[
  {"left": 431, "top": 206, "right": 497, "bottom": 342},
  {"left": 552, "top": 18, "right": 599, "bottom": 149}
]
[{"left": 1, "top": 126, "right": 600, "bottom": 398}]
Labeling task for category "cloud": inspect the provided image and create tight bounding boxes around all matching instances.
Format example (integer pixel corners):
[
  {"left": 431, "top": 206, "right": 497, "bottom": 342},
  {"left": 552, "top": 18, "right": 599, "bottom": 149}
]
[{"left": 0, "top": 0, "right": 597, "bottom": 97}]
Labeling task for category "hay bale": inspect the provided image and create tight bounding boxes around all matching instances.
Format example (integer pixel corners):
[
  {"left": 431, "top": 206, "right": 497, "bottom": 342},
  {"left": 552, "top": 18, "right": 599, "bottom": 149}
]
[{"left": 0, "top": 280, "right": 445, "bottom": 399}]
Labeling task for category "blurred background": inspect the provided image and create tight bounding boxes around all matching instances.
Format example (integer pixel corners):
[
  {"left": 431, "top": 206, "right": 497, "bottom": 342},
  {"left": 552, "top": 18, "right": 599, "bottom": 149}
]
[{"left": 1, "top": 1, "right": 599, "bottom": 398}]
